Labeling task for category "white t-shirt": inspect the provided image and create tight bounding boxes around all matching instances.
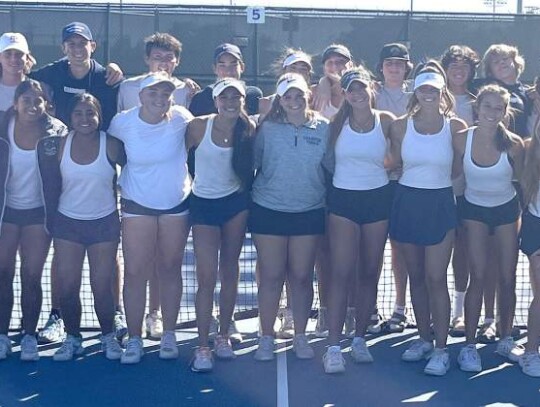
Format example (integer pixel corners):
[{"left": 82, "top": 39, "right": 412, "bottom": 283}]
[
  {"left": 108, "top": 106, "right": 193, "bottom": 209},
  {"left": 0, "top": 83, "right": 16, "bottom": 112},
  {"left": 117, "top": 75, "right": 190, "bottom": 112}
]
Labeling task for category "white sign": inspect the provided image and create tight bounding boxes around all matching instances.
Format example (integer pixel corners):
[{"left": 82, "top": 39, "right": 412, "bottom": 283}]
[{"left": 247, "top": 7, "right": 265, "bottom": 24}]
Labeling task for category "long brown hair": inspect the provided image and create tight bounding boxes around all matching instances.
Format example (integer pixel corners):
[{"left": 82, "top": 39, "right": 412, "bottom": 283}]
[{"left": 521, "top": 117, "right": 540, "bottom": 209}]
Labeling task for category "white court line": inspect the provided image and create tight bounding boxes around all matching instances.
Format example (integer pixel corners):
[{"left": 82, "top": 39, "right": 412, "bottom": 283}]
[{"left": 276, "top": 339, "right": 289, "bottom": 407}]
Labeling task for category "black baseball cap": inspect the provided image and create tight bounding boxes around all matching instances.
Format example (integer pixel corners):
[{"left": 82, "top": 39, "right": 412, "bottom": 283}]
[
  {"left": 214, "top": 43, "right": 243, "bottom": 63},
  {"left": 322, "top": 44, "right": 352, "bottom": 64},
  {"left": 379, "top": 43, "right": 410, "bottom": 62}
]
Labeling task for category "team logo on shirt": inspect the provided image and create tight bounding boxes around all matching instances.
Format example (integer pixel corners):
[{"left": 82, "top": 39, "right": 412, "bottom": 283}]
[
  {"left": 42, "top": 138, "right": 58, "bottom": 156},
  {"left": 303, "top": 136, "right": 322, "bottom": 146}
]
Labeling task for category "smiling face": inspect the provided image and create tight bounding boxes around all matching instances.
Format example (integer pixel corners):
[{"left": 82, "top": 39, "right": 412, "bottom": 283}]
[
  {"left": 214, "top": 87, "right": 245, "bottom": 118},
  {"left": 62, "top": 34, "right": 96, "bottom": 67},
  {"left": 477, "top": 92, "right": 507, "bottom": 128},
  {"left": 213, "top": 53, "right": 244, "bottom": 80},
  {"left": 446, "top": 59, "right": 472, "bottom": 90},
  {"left": 344, "top": 81, "right": 371, "bottom": 109},
  {"left": 0, "top": 49, "right": 26, "bottom": 77},
  {"left": 139, "top": 82, "right": 174, "bottom": 118},
  {"left": 415, "top": 84, "right": 441, "bottom": 108},
  {"left": 145, "top": 47, "right": 179, "bottom": 76},
  {"left": 279, "top": 87, "right": 308, "bottom": 117},
  {"left": 382, "top": 59, "right": 407, "bottom": 86},
  {"left": 71, "top": 99, "right": 100, "bottom": 135},
  {"left": 323, "top": 54, "right": 352, "bottom": 77},
  {"left": 14, "top": 88, "right": 46, "bottom": 123},
  {"left": 488, "top": 53, "right": 517, "bottom": 84}
]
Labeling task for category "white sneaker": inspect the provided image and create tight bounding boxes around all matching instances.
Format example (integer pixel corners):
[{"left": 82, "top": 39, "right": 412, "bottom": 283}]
[
  {"left": 227, "top": 320, "right": 243, "bottom": 344},
  {"left": 121, "top": 336, "right": 144, "bottom": 364},
  {"left": 402, "top": 339, "right": 434, "bottom": 362},
  {"left": 53, "top": 335, "right": 84, "bottom": 362},
  {"left": 424, "top": 348, "right": 450, "bottom": 376},
  {"left": 520, "top": 352, "right": 540, "bottom": 377},
  {"left": 292, "top": 334, "right": 314, "bottom": 359},
  {"left": 276, "top": 308, "right": 294, "bottom": 340},
  {"left": 191, "top": 346, "right": 213, "bottom": 372},
  {"left": 101, "top": 332, "right": 123, "bottom": 360},
  {"left": 20, "top": 334, "right": 39, "bottom": 361},
  {"left": 344, "top": 308, "right": 356, "bottom": 338},
  {"left": 350, "top": 337, "right": 373, "bottom": 363},
  {"left": 323, "top": 346, "right": 345, "bottom": 374},
  {"left": 496, "top": 336, "right": 525, "bottom": 362},
  {"left": 145, "top": 310, "right": 163, "bottom": 339},
  {"left": 457, "top": 344, "right": 482, "bottom": 372},
  {"left": 315, "top": 307, "right": 329, "bottom": 338},
  {"left": 254, "top": 335, "right": 274, "bottom": 361},
  {"left": 214, "top": 335, "right": 236, "bottom": 360},
  {"left": 159, "top": 331, "right": 178, "bottom": 360},
  {"left": 0, "top": 334, "right": 11, "bottom": 360},
  {"left": 209, "top": 316, "right": 219, "bottom": 342}
]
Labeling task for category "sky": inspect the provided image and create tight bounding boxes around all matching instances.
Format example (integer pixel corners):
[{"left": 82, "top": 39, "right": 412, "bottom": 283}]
[{"left": 6, "top": 0, "right": 540, "bottom": 12}]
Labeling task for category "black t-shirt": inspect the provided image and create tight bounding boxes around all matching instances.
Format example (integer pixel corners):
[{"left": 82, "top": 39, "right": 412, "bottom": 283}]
[
  {"left": 30, "top": 58, "right": 119, "bottom": 130},
  {"left": 472, "top": 78, "right": 531, "bottom": 138}
]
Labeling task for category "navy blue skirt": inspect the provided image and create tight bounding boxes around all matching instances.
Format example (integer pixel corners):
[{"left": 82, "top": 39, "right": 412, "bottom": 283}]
[{"left": 389, "top": 184, "right": 456, "bottom": 246}]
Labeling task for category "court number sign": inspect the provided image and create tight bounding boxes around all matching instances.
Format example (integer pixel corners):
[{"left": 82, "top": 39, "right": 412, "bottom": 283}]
[{"left": 247, "top": 7, "right": 265, "bottom": 24}]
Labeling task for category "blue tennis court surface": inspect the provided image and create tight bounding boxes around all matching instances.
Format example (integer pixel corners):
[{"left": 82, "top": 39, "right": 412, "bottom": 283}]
[{"left": 0, "top": 319, "right": 538, "bottom": 407}]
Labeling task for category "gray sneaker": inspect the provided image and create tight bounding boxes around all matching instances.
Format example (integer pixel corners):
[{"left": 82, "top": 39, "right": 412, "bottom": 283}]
[
  {"left": 0, "top": 334, "right": 12, "bottom": 360},
  {"left": 424, "top": 348, "right": 450, "bottom": 376},
  {"left": 350, "top": 337, "right": 373, "bottom": 363},
  {"left": 214, "top": 335, "right": 236, "bottom": 359},
  {"left": 496, "top": 336, "right": 525, "bottom": 362},
  {"left": 101, "top": 332, "right": 123, "bottom": 361},
  {"left": 38, "top": 314, "right": 65, "bottom": 344},
  {"left": 293, "top": 334, "right": 314, "bottom": 359},
  {"left": 53, "top": 335, "right": 84, "bottom": 362},
  {"left": 254, "top": 335, "right": 275, "bottom": 361},
  {"left": 323, "top": 346, "right": 345, "bottom": 374},
  {"left": 402, "top": 339, "right": 434, "bottom": 362},
  {"left": 20, "top": 334, "right": 39, "bottom": 362},
  {"left": 458, "top": 344, "right": 482, "bottom": 372}
]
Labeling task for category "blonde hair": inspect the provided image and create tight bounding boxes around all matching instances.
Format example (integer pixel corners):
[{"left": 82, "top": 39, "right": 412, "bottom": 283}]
[{"left": 481, "top": 44, "right": 525, "bottom": 79}]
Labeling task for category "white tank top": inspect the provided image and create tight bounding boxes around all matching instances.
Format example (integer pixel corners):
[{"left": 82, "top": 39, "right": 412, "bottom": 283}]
[
  {"left": 463, "top": 128, "right": 516, "bottom": 207},
  {"left": 192, "top": 116, "right": 241, "bottom": 199},
  {"left": 333, "top": 112, "right": 389, "bottom": 190},
  {"left": 6, "top": 118, "right": 43, "bottom": 209},
  {"left": 528, "top": 183, "right": 540, "bottom": 217},
  {"left": 399, "top": 117, "right": 453, "bottom": 189},
  {"left": 58, "top": 131, "right": 117, "bottom": 220}
]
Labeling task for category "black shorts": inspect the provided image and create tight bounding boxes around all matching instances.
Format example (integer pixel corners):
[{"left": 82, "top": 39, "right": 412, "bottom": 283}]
[
  {"left": 190, "top": 190, "right": 249, "bottom": 227},
  {"left": 248, "top": 203, "right": 325, "bottom": 236},
  {"left": 52, "top": 211, "right": 120, "bottom": 247},
  {"left": 2, "top": 206, "right": 45, "bottom": 226},
  {"left": 389, "top": 185, "right": 456, "bottom": 246},
  {"left": 460, "top": 196, "right": 520, "bottom": 235},
  {"left": 520, "top": 211, "right": 540, "bottom": 256},
  {"left": 328, "top": 183, "right": 392, "bottom": 225},
  {"left": 121, "top": 197, "right": 190, "bottom": 217}
]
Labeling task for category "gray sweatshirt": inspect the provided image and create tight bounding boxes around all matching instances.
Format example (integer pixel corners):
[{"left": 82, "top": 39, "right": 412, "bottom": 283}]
[{"left": 252, "top": 117, "right": 329, "bottom": 212}]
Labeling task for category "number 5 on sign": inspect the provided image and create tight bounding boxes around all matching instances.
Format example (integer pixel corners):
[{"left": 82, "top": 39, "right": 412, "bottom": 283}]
[{"left": 247, "top": 7, "right": 265, "bottom": 24}]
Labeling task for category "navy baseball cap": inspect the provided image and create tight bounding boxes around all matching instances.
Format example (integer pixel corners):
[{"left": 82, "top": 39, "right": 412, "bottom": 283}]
[
  {"left": 214, "top": 43, "right": 243, "bottom": 63},
  {"left": 379, "top": 43, "right": 410, "bottom": 62},
  {"left": 62, "top": 22, "right": 93, "bottom": 42}
]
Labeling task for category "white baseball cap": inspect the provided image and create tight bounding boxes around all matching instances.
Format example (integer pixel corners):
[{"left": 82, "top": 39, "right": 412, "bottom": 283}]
[
  {"left": 212, "top": 78, "right": 246, "bottom": 98},
  {"left": 276, "top": 73, "right": 310, "bottom": 97},
  {"left": 0, "top": 33, "right": 29, "bottom": 54},
  {"left": 413, "top": 72, "right": 445, "bottom": 91},
  {"left": 139, "top": 72, "right": 176, "bottom": 91}
]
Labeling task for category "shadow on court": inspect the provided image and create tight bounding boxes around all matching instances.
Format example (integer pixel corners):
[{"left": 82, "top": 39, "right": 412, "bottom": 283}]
[{"left": 0, "top": 325, "right": 539, "bottom": 407}]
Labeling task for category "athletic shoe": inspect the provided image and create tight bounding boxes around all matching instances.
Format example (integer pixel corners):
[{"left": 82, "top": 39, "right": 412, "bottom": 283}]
[
  {"left": 350, "top": 337, "right": 373, "bottom": 363},
  {"left": 209, "top": 316, "right": 219, "bottom": 342},
  {"left": 344, "top": 308, "right": 356, "bottom": 338},
  {"left": 402, "top": 339, "right": 434, "bottom": 362},
  {"left": 214, "top": 335, "right": 236, "bottom": 359},
  {"left": 367, "top": 313, "right": 384, "bottom": 335},
  {"left": 145, "top": 310, "right": 163, "bottom": 339},
  {"left": 53, "top": 335, "right": 84, "bottom": 362},
  {"left": 384, "top": 312, "right": 407, "bottom": 334},
  {"left": 323, "top": 346, "right": 346, "bottom": 374},
  {"left": 37, "top": 314, "right": 65, "bottom": 344},
  {"left": 159, "top": 331, "right": 178, "bottom": 360},
  {"left": 315, "top": 307, "right": 329, "bottom": 338},
  {"left": 519, "top": 352, "right": 540, "bottom": 377},
  {"left": 276, "top": 308, "right": 294, "bottom": 340},
  {"left": 191, "top": 346, "right": 213, "bottom": 372},
  {"left": 424, "top": 348, "right": 450, "bottom": 376},
  {"left": 449, "top": 317, "right": 466, "bottom": 338},
  {"left": 496, "top": 336, "right": 525, "bottom": 362},
  {"left": 457, "top": 344, "right": 482, "bottom": 372},
  {"left": 477, "top": 321, "right": 497, "bottom": 344},
  {"left": 228, "top": 320, "right": 243, "bottom": 344},
  {"left": 20, "top": 334, "right": 39, "bottom": 362},
  {"left": 121, "top": 336, "right": 144, "bottom": 364},
  {"left": 101, "top": 332, "right": 123, "bottom": 360},
  {"left": 496, "top": 325, "right": 521, "bottom": 339},
  {"left": 254, "top": 335, "right": 275, "bottom": 361},
  {"left": 292, "top": 334, "right": 314, "bottom": 359},
  {"left": 113, "top": 311, "right": 128, "bottom": 342},
  {"left": 0, "top": 334, "right": 11, "bottom": 360}
]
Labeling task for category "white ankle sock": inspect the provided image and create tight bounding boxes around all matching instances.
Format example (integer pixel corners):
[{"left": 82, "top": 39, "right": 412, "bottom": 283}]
[{"left": 453, "top": 291, "right": 465, "bottom": 318}]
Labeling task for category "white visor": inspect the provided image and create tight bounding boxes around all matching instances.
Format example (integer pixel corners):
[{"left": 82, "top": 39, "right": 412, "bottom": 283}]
[
  {"left": 282, "top": 53, "right": 312, "bottom": 69},
  {"left": 413, "top": 72, "right": 445, "bottom": 91}
]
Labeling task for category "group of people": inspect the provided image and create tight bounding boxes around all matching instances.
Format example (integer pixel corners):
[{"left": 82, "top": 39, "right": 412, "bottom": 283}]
[{"left": 0, "top": 20, "right": 539, "bottom": 379}]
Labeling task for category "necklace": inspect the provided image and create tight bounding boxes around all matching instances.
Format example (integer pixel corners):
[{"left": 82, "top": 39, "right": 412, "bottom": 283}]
[{"left": 224, "top": 138, "right": 229, "bottom": 143}]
